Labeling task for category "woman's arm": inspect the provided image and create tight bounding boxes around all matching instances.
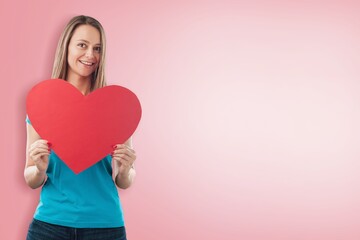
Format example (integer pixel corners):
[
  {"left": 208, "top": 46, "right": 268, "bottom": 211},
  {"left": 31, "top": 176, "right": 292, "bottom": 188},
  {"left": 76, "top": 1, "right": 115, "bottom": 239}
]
[
  {"left": 112, "top": 137, "right": 137, "bottom": 189},
  {"left": 24, "top": 123, "right": 50, "bottom": 189},
  {"left": 115, "top": 165, "right": 136, "bottom": 189}
]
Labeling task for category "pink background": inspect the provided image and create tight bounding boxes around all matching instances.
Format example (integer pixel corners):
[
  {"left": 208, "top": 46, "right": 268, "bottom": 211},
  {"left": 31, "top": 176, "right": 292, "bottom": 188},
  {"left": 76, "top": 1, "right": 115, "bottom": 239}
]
[{"left": 1, "top": 0, "right": 360, "bottom": 239}]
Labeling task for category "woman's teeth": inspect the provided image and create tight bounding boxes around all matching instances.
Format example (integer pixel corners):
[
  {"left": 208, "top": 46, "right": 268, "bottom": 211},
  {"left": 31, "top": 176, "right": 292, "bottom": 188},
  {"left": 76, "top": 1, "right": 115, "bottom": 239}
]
[{"left": 79, "top": 60, "right": 94, "bottom": 66}]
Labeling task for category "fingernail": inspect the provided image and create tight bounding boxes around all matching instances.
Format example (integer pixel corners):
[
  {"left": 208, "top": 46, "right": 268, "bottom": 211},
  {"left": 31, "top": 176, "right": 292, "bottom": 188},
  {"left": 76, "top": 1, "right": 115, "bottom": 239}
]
[
  {"left": 47, "top": 142, "right": 52, "bottom": 147},
  {"left": 112, "top": 145, "right": 117, "bottom": 149},
  {"left": 111, "top": 151, "right": 115, "bottom": 155}
]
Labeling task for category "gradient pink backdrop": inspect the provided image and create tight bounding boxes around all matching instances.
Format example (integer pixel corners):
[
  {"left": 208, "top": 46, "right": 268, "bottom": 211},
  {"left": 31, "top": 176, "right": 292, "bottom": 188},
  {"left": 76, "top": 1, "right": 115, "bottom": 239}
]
[{"left": 1, "top": 0, "right": 360, "bottom": 239}]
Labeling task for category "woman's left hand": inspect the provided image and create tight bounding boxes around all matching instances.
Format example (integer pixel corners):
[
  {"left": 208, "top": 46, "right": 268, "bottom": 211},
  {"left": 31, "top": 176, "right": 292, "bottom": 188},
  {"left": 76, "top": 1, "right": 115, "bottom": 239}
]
[{"left": 111, "top": 144, "right": 136, "bottom": 174}]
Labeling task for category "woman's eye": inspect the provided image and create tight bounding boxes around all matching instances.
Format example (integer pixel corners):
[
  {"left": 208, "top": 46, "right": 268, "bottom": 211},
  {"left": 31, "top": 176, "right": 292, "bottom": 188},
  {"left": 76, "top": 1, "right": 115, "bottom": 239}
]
[
  {"left": 95, "top": 47, "right": 101, "bottom": 52},
  {"left": 78, "top": 43, "right": 86, "bottom": 48}
]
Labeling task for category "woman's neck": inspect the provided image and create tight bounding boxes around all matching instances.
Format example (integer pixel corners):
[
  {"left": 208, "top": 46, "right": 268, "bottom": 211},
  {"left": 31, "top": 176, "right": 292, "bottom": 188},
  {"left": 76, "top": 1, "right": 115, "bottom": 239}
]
[{"left": 66, "top": 74, "right": 91, "bottom": 96}]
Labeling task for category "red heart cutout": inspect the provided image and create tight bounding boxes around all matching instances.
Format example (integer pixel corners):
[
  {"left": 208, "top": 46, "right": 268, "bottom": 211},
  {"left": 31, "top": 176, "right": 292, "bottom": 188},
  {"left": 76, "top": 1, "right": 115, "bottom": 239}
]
[{"left": 26, "top": 79, "right": 142, "bottom": 174}]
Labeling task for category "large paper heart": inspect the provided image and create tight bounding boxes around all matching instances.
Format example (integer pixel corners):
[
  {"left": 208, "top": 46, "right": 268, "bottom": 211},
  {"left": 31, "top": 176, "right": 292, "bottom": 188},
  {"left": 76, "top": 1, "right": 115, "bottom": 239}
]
[{"left": 26, "top": 79, "right": 142, "bottom": 174}]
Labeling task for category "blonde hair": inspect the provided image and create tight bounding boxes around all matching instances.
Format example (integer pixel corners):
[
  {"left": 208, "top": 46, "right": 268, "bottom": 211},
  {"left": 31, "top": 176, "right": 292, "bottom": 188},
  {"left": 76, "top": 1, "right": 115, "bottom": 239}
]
[{"left": 51, "top": 15, "right": 107, "bottom": 91}]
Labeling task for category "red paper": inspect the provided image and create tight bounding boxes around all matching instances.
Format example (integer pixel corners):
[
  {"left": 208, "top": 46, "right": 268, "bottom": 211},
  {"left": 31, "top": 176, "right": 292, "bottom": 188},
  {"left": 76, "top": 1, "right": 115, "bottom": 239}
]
[{"left": 26, "top": 79, "right": 142, "bottom": 174}]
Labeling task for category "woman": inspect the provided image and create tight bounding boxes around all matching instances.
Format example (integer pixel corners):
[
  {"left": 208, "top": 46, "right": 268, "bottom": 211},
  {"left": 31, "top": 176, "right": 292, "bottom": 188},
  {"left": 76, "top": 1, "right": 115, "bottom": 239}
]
[{"left": 25, "top": 15, "right": 135, "bottom": 240}]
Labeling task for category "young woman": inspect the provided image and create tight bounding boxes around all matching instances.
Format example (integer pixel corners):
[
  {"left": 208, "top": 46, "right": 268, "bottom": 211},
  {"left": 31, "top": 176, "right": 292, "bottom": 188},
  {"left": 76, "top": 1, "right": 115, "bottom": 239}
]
[{"left": 25, "top": 15, "right": 136, "bottom": 240}]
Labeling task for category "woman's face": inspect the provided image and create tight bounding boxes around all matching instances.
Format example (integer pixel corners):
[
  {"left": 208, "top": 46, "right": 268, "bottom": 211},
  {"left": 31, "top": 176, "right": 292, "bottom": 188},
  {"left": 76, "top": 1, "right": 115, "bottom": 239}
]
[{"left": 67, "top": 24, "right": 101, "bottom": 80}]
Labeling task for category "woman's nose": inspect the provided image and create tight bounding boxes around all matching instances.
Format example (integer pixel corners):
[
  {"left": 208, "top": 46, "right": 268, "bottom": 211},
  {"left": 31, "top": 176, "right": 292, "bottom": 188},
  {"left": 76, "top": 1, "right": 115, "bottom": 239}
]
[{"left": 85, "top": 49, "right": 94, "bottom": 57}]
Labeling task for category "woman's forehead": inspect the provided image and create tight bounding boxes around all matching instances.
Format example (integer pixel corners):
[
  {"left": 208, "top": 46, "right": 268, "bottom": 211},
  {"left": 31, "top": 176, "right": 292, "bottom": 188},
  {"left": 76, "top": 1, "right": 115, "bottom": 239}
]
[{"left": 71, "top": 25, "right": 101, "bottom": 44}]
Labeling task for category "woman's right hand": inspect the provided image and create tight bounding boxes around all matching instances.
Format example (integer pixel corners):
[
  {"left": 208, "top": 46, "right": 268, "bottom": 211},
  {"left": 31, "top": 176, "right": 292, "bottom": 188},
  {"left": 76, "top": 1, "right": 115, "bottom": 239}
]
[{"left": 28, "top": 139, "right": 51, "bottom": 173}]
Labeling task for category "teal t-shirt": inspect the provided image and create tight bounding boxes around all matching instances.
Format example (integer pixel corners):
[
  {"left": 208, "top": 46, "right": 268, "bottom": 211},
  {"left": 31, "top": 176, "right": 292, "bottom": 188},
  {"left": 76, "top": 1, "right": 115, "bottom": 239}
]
[{"left": 26, "top": 115, "right": 125, "bottom": 228}]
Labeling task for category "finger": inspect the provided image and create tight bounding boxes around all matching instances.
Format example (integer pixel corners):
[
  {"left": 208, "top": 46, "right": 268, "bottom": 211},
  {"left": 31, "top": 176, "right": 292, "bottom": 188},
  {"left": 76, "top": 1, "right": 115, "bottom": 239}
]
[
  {"left": 113, "top": 148, "right": 136, "bottom": 158},
  {"left": 113, "top": 152, "right": 134, "bottom": 163},
  {"left": 115, "top": 144, "right": 135, "bottom": 153},
  {"left": 112, "top": 152, "right": 127, "bottom": 160},
  {"left": 32, "top": 147, "right": 50, "bottom": 153},
  {"left": 37, "top": 152, "right": 50, "bottom": 158},
  {"left": 39, "top": 141, "right": 52, "bottom": 148},
  {"left": 30, "top": 142, "right": 51, "bottom": 152},
  {"left": 119, "top": 154, "right": 135, "bottom": 167},
  {"left": 35, "top": 139, "right": 52, "bottom": 147},
  {"left": 113, "top": 144, "right": 126, "bottom": 149},
  {"left": 33, "top": 152, "right": 50, "bottom": 162},
  {"left": 118, "top": 157, "right": 132, "bottom": 166},
  {"left": 31, "top": 148, "right": 50, "bottom": 156},
  {"left": 112, "top": 156, "right": 122, "bottom": 163},
  {"left": 112, "top": 153, "right": 135, "bottom": 164},
  {"left": 30, "top": 151, "right": 50, "bottom": 161},
  {"left": 30, "top": 144, "right": 50, "bottom": 152}
]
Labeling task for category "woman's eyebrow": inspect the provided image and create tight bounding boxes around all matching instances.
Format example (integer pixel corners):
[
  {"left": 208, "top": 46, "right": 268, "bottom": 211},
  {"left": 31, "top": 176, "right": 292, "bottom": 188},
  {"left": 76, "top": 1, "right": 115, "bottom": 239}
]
[{"left": 77, "top": 39, "right": 101, "bottom": 46}]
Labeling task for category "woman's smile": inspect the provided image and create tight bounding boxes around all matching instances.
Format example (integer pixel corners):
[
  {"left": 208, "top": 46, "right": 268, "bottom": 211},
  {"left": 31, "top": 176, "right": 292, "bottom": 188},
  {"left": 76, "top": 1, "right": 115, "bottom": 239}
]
[
  {"left": 79, "top": 59, "right": 96, "bottom": 69},
  {"left": 79, "top": 60, "right": 95, "bottom": 66}
]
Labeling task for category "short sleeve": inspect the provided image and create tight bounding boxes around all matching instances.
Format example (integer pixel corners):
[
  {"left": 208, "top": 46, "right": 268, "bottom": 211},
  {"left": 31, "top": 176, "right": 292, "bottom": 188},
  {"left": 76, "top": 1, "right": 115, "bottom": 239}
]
[{"left": 25, "top": 114, "right": 31, "bottom": 125}]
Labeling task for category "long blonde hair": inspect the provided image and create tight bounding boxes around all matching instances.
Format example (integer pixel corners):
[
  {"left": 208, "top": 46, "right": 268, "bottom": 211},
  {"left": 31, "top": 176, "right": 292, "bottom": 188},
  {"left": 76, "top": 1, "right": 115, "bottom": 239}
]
[{"left": 51, "top": 15, "right": 107, "bottom": 91}]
